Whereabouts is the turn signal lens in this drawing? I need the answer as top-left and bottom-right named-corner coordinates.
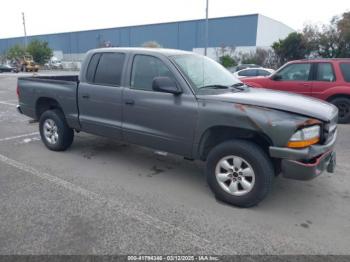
top-left (287, 137), bottom-right (320, 148)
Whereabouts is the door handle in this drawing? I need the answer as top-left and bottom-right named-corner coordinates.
top-left (125, 99), bottom-right (135, 105)
top-left (82, 94), bottom-right (90, 99)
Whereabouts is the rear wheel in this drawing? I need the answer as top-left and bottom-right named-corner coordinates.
top-left (330, 97), bottom-right (350, 124)
top-left (39, 109), bottom-right (74, 151)
top-left (206, 140), bottom-right (274, 207)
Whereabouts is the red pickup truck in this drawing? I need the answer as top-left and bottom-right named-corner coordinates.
top-left (241, 59), bottom-right (350, 123)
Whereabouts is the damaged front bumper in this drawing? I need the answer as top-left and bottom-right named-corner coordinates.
top-left (280, 151), bottom-right (336, 180)
top-left (269, 132), bottom-right (337, 180)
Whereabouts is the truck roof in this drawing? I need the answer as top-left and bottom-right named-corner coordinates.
top-left (89, 47), bottom-right (193, 56)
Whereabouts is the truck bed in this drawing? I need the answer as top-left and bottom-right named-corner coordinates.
top-left (18, 74), bottom-right (79, 83)
top-left (17, 74), bottom-right (80, 129)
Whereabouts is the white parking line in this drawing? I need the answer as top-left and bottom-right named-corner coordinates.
top-left (0, 101), bottom-right (17, 106)
top-left (0, 132), bottom-right (39, 142)
top-left (0, 153), bottom-right (229, 254)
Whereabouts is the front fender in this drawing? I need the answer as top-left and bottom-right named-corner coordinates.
top-left (192, 100), bottom-right (309, 159)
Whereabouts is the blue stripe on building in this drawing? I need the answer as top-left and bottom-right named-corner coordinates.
top-left (0, 14), bottom-right (292, 54)
top-left (0, 14), bottom-right (292, 55)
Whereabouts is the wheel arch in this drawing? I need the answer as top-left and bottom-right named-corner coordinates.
top-left (197, 125), bottom-right (273, 161)
top-left (326, 93), bottom-right (350, 102)
top-left (35, 97), bottom-right (63, 119)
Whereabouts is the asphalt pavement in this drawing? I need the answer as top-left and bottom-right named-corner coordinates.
top-left (0, 72), bottom-right (350, 255)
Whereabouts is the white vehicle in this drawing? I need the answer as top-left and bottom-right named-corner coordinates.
top-left (233, 68), bottom-right (275, 79)
top-left (44, 57), bottom-right (63, 70)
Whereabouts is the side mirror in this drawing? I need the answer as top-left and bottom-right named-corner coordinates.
top-left (152, 76), bottom-right (182, 95)
top-left (271, 74), bottom-right (282, 81)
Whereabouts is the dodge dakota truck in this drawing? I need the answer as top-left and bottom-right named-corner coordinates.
top-left (17, 48), bottom-right (338, 207)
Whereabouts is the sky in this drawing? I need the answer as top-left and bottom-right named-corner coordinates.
top-left (0, 0), bottom-right (349, 39)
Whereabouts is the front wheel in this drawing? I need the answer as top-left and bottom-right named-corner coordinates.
top-left (39, 109), bottom-right (74, 151)
top-left (206, 140), bottom-right (274, 208)
top-left (330, 97), bottom-right (350, 124)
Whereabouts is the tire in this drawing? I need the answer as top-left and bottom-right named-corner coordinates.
top-left (39, 109), bottom-right (74, 151)
top-left (206, 140), bottom-right (274, 208)
top-left (329, 97), bottom-right (350, 124)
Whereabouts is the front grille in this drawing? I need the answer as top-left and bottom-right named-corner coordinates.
top-left (322, 113), bottom-right (338, 144)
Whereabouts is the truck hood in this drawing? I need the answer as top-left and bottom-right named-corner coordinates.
top-left (197, 88), bottom-right (338, 122)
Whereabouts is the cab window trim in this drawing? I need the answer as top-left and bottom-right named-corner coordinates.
top-left (86, 52), bottom-right (126, 87)
top-left (85, 53), bottom-right (101, 84)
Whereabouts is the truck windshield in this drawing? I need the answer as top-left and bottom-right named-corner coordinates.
top-left (172, 54), bottom-right (241, 91)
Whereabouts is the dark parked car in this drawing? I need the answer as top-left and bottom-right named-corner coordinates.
top-left (0, 64), bottom-right (18, 73)
top-left (17, 48), bottom-right (337, 207)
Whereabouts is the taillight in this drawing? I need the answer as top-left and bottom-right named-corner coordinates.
top-left (16, 85), bottom-right (19, 97)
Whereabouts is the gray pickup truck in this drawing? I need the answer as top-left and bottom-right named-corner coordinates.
top-left (17, 48), bottom-right (338, 207)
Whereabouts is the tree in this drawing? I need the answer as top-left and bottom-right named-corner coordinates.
top-left (240, 51), bottom-right (258, 65)
top-left (272, 32), bottom-right (309, 64)
top-left (215, 45), bottom-right (237, 68)
top-left (262, 49), bottom-right (281, 69)
top-left (234, 48), bottom-right (280, 69)
top-left (6, 44), bottom-right (26, 60)
top-left (274, 12), bottom-right (350, 61)
top-left (26, 40), bottom-right (53, 64)
top-left (317, 24), bottom-right (340, 58)
top-left (302, 24), bottom-right (321, 57)
top-left (219, 55), bottom-right (237, 68)
top-left (333, 11), bottom-right (350, 57)
top-left (142, 41), bottom-right (162, 48)
top-left (239, 49), bottom-right (269, 65)
top-left (302, 13), bottom-right (350, 58)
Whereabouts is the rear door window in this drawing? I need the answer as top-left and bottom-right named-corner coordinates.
top-left (316, 63), bottom-right (336, 82)
top-left (340, 63), bottom-right (350, 82)
top-left (94, 53), bottom-right (125, 86)
top-left (257, 69), bottom-right (271, 76)
top-left (277, 63), bottom-right (311, 81)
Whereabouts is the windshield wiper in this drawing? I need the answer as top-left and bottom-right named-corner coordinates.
top-left (199, 83), bottom-right (247, 91)
top-left (199, 84), bottom-right (231, 89)
top-left (231, 82), bottom-right (247, 90)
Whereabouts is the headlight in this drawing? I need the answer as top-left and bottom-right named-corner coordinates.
top-left (287, 125), bottom-right (321, 148)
